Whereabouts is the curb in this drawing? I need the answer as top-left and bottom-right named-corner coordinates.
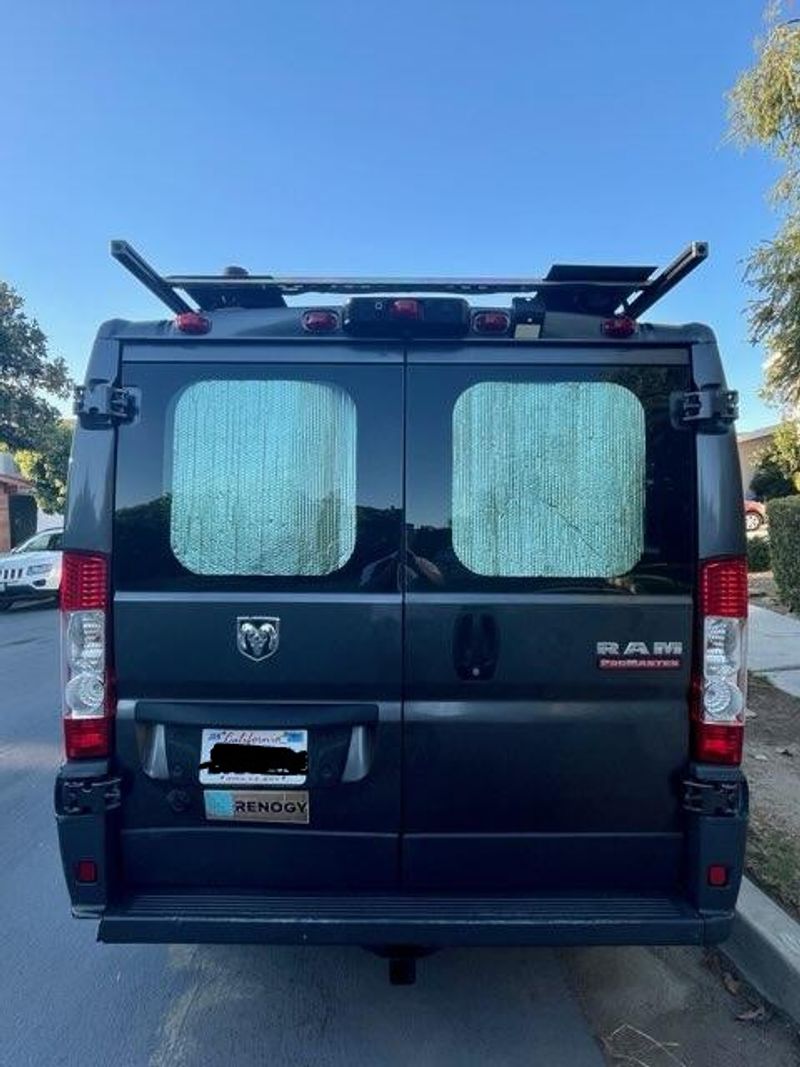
top-left (722, 878), bottom-right (800, 1025)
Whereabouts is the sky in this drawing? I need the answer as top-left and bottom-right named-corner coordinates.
top-left (0, 0), bottom-right (785, 431)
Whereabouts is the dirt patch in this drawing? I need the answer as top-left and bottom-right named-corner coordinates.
top-left (561, 944), bottom-right (800, 1067)
top-left (744, 675), bottom-right (800, 920)
top-left (748, 572), bottom-right (794, 616)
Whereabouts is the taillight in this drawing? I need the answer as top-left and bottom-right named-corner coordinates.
top-left (693, 557), bottom-right (748, 765)
top-left (701, 558), bottom-right (748, 617)
top-left (60, 552), bottom-right (112, 759)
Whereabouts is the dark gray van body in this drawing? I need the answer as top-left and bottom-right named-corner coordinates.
top-left (55, 275), bottom-right (748, 952)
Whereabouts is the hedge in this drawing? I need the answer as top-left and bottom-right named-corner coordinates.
top-left (746, 535), bottom-right (771, 573)
top-left (767, 496), bottom-right (800, 612)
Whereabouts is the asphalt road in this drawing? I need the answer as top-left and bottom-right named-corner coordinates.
top-left (1, 606), bottom-right (798, 1067)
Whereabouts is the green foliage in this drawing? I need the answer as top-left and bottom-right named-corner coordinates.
top-left (767, 495), bottom-right (800, 609)
top-left (747, 534), bottom-right (772, 572)
top-left (751, 420), bottom-right (800, 499)
top-left (14, 420), bottom-right (73, 514)
top-left (0, 281), bottom-right (72, 452)
top-left (751, 457), bottom-right (796, 499)
top-left (729, 3), bottom-right (800, 181)
top-left (728, 5), bottom-right (800, 407)
top-left (771, 418), bottom-right (800, 472)
top-left (745, 222), bottom-right (800, 407)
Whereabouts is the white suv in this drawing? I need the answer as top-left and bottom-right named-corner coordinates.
top-left (0, 528), bottom-right (63, 610)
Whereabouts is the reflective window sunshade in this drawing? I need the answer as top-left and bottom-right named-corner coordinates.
top-left (452, 381), bottom-right (645, 578)
top-left (171, 380), bottom-right (357, 576)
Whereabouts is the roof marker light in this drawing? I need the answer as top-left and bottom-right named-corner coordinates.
top-left (473, 311), bottom-right (511, 334)
top-left (601, 316), bottom-right (637, 338)
top-left (175, 312), bottom-right (212, 335)
top-left (302, 309), bottom-right (339, 333)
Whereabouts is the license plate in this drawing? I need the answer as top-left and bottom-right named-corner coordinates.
top-left (204, 790), bottom-right (309, 823)
top-left (199, 728), bottom-right (308, 786)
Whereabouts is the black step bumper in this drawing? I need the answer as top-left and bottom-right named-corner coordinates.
top-left (98, 891), bottom-right (733, 947)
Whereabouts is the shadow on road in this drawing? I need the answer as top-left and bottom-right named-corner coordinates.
top-left (145, 943), bottom-right (603, 1067)
top-left (2, 598), bottom-right (58, 614)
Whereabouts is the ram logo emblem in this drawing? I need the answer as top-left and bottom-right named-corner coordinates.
top-left (236, 617), bottom-right (280, 661)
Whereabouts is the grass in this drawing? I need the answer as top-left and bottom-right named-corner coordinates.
top-left (746, 817), bottom-right (800, 921)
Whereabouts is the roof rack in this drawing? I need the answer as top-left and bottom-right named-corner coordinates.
top-left (110, 239), bottom-right (708, 319)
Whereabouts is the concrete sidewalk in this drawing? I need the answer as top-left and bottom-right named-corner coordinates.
top-left (736, 602), bottom-right (800, 1027)
top-left (749, 604), bottom-right (800, 698)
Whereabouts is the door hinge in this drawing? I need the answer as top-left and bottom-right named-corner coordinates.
top-left (672, 387), bottom-right (738, 433)
top-left (682, 778), bottom-right (741, 817)
top-left (74, 382), bottom-right (137, 427)
top-left (59, 776), bottom-right (122, 817)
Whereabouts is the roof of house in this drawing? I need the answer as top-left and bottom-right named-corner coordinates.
top-left (737, 424), bottom-right (782, 444)
top-left (0, 452), bottom-right (32, 489)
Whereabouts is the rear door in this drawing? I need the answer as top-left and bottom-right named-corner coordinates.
top-left (112, 345), bottom-right (404, 890)
top-left (402, 346), bottom-right (696, 892)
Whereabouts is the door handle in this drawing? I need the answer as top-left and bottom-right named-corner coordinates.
top-left (453, 613), bottom-right (499, 681)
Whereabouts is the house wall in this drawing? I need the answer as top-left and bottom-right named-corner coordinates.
top-left (0, 481), bottom-right (37, 551)
top-left (0, 489), bottom-right (10, 553)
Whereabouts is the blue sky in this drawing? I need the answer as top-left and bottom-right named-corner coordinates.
top-left (0, 0), bottom-right (782, 430)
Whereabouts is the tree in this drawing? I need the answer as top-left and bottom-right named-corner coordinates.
top-left (0, 280), bottom-right (72, 452)
top-left (728, 3), bottom-right (800, 409)
top-left (750, 419), bottom-right (800, 499)
top-left (14, 420), bottom-right (74, 514)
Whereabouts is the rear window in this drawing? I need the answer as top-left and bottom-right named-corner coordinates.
top-left (452, 381), bottom-right (645, 577)
top-left (113, 361), bottom-right (404, 593)
top-left (171, 380), bottom-right (356, 576)
top-left (405, 362), bottom-right (695, 594)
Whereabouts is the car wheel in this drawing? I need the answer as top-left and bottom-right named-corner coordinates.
top-left (0, 601), bottom-right (12, 612)
top-left (745, 511), bottom-right (764, 532)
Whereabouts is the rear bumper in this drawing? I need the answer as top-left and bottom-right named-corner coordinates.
top-left (97, 890), bottom-right (733, 947)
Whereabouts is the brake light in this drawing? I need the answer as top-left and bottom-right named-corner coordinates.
top-left (693, 557), bottom-right (748, 765)
top-left (390, 299), bottom-right (422, 320)
top-left (61, 553), bottom-right (107, 611)
top-left (60, 552), bottom-right (113, 759)
top-left (701, 558), bottom-right (748, 617)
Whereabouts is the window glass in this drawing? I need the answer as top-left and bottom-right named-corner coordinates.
top-left (170, 380), bottom-right (357, 576)
top-left (451, 381), bottom-right (645, 578)
top-left (14, 532), bottom-right (47, 554)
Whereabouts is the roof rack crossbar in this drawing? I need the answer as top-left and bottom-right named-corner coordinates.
top-left (110, 240), bottom-right (708, 318)
top-left (167, 275), bottom-right (649, 295)
top-left (110, 240), bottom-right (194, 315)
top-left (623, 241), bottom-right (708, 319)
